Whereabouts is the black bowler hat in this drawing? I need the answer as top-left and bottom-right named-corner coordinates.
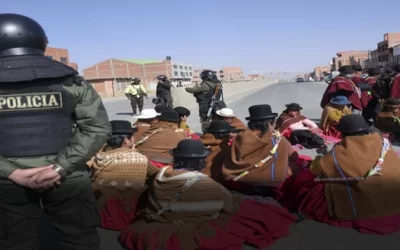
top-left (352, 64), bottom-right (363, 72)
top-left (384, 98), bottom-right (400, 107)
top-left (157, 111), bottom-right (180, 123)
top-left (205, 120), bottom-right (237, 134)
top-left (245, 104), bottom-right (278, 121)
top-left (368, 68), bottom-right (381, 76)
top-left (170, 139), bottom-right (211, 158)
top-left (174, 106), bottom-right (191, 117)
top-left (155, 105), bottom-right (173, 113)
top-left (339, 65), bottom-right (354, 74)
top-left (110, 120), bottom-right (138, 135)
top-left (285, 103), bottom-right (303, 111)
top-left (337, 114), bottom-right (370, 134)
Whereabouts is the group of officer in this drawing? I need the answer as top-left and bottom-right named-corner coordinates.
top-left (124, 69), bottom-right (226, 129)
top-left (124, 75), bottom-right (174, 114)
top-left (0, 13), bottom-right (226, 250)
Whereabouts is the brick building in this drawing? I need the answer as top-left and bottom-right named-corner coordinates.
top-left (45, 47), bottom-right (78, 71)
top-left (221, 67), bottom-right (244, 82)
top-left (331, 51), bottom-right (369, 71)
top-left (313, 65), bottom-right (331, 79)
top-left (247, 74), bottom-right (263, 81)
top-left (82, 57), bottom-right (193, 97)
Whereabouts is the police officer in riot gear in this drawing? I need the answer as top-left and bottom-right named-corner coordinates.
top-left (155, 75), bottom-right (173, 108)
top-left (0, 14), bottom-right (111, 250)
top-left (185, 69), bottom-right (226, 132)
top-left (125, 77), bottom-right (148, 115)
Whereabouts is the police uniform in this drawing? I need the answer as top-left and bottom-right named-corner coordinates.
top-left (185, 70), bottom-right (226, 131)
top-left (124, 78), bottom-right (147, 115)
top-left (0, 14), bottom-right (111, 250)
top-left (156, 75), bottom-right (173, 108)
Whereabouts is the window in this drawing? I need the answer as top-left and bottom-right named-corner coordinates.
top-left (46, 56), bottom-right (53, 60)
top-left (173, 65), bottom-right (177, 69)
top-left (189, 72), bottom-right (192, 76)
top-left (180, 72), bottom-right (185, 77)
top-left (60, 57), bottom-right (68, 64)
top-left (179, 65), bottom-right (183, 69)
top-left (184, 66), bottom-right (187, 70)
top-left (174, 71), bottom-right (178, 76)
top-left (188, 67), bottom-right (192, 70)
top-left (185, 72), bottom-right (188, 76)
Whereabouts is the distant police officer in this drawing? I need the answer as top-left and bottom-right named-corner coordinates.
top-left (0, 14), bottom-right (111, 250)
top-left (155, 75), bottom-right (173, 107)
top-left (185, 70), bottom-right (226, 131)
top-left (124, 77), bottom-right (148, 115)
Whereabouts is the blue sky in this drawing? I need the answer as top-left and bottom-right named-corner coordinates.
top-left (3, 0), bottom-right (400, 74)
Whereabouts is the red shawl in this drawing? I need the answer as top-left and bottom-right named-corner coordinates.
top-left (275, 112), bottom-right (306, 133)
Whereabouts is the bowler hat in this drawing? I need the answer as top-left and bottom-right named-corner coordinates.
top-left (368, 68), bottom-right (381, 76)
top-left (352, 65), bottom-right (363, 72)
top-left (155, 105), bottom-right (173, 113)
top-left (170, 139), bottom-right (211, 158)
top-left (110, 120), bottom-right (138, 135)
top-left (337, 114), bottom-right (370, 134)
top-left (157, 111), bottom-right (181, 123)
top-left (339, 65), bottom-right (354, 74)
top-left (330, 96), bottom-right (352, 106)
top-left (245, 104), bottom-right (278, 121)
top-left (205, 120), bottom-right (237, 134)
top-left (285, 103), bottom-right (303, 111)
top-left (383, 98), bottom-right (400, 108)
top-left (174, 106), bottom-right (191, 117)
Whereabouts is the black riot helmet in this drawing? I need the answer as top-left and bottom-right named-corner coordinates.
top-left (0, 14), bottom-right (48, 58)
top-left (200, 70), bottom-right (215, 81)
top-left (157, 75), bottom-right (168, 82)
top-left (132, 77), bottom-right (141, 84)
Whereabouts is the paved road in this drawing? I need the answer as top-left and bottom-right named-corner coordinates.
top-left (40, 81), bottom-right (400, 250)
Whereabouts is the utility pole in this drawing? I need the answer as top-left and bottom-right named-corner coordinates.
top-left (110, 59), bottom-right (116, 97)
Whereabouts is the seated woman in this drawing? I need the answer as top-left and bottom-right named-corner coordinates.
top-left (199, 120), bottom-right (237, 181)
top-left (222, 105), bottom-right (298, 198)
top-left (133, 109), bottom-right (160, 141)
top-left (90, 120), bottom-right (160, 231)
top-left (375, 98), bottom-right (400, 141)
top-left (320, 96), bottom-right (352, 138)
top-left (281, 114), bottom-right (400, 235)
top-left (275, 103), bottom-right (326, 149)
top-left (214, 108), bottom-right (247, 132)
top-left (173, 106), bottom-right (200, 139)
top-left (276, 103), bottom-right (318, 132)
top-left (136, 111), bottom-right (186, 168)
top-left (119, 139), bottom-right (296, 250)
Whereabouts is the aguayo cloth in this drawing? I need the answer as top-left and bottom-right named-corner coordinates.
top-left (222, 129), bottom-right (291, 184)
top-left (311, 133), bottom-right (400, 219)
top-left (275, 113), bottom-right (307, 133)
top-left (133, 121), bottom-right (151, 142)
top-left (90, 147), bottom-right (160, 230)
top-left (136, 121), bottom-right (186, 163)
top-left (200, 133), bottom-right (231, 181)
top-left (119, 166), bottom-right (296, 250)
top-left (320, 76), bottom-right (362, 110)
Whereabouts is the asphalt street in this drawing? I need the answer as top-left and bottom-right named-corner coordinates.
top-left (39, 81), bottom-right (400, 250)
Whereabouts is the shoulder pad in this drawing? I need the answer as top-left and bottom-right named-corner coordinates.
top-left (73, 75), bottom-right (87, 86)
top-left (62, 75), bottom-right (87, 86)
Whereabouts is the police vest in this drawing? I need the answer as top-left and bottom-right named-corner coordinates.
top-left (0, 78), bottom-right (74, 157)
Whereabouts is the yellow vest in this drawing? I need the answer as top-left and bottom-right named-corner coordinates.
top-left (124, 84), bottom-right (147, 97)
